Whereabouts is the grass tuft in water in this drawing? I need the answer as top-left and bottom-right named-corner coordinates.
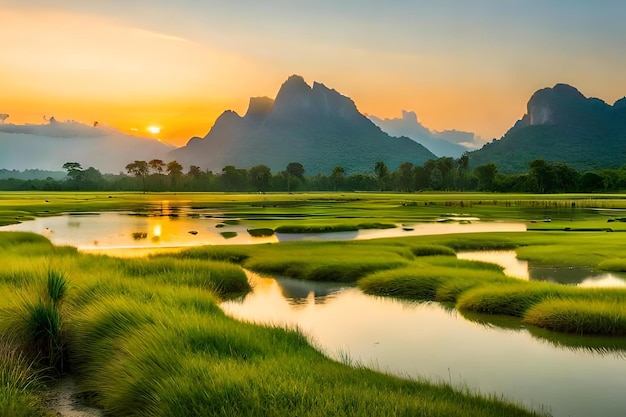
top-left (524, 299), bottom-right (626, 336)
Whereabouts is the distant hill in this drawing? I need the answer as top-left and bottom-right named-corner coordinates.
top-left (369, 110), bottom-right (480, 158)
top-left (0, 169), bottom-right (66, 180)
top-left (170, 75), bottom-right (437, 174)
top-left (0, 120), bottom-right (174, 173)
top-left (469, 84), bottom-right (626, 173)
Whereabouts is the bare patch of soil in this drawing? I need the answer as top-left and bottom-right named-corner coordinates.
top-left (46, 376), bottom-right (104, 417)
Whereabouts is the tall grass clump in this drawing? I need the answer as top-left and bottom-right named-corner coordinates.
top-left (0, 339), bottom-right (46, 417)
top-left (47, 269), bottom-right (68, 306)
top-left (524, 299), bottom-right (626, 336)
top-left (1, 269), bottom-right (69, 373)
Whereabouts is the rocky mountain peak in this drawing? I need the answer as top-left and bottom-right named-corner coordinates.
top-left (244, 96), bottom-right (274, 125)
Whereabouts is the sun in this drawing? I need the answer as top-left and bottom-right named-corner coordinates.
top-left (147, 126), bottom-right (161, 134)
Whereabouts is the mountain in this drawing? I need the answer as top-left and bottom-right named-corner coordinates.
top-left (0, 169), bottom-right (66, 180)
top-left (469, 84), bottom-right (626, 173)
top-left (169, 75), bottom-right (437, 174)
top-left (0, 120), bottom-right (174, 173)
top-left (369, 110), bottom-right (480, 158)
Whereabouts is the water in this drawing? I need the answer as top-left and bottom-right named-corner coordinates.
top-left (222, 271), bottom-right (626, 417)
top-left (458, 250), bottom-right (626, 288)
top-left (0, 212), bottom-right (525, 254)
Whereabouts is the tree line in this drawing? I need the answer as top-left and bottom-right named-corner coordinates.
top-left (2, 156), bottom-right (626, 193)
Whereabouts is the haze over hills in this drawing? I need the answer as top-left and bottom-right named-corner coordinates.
top-left (170, 75), bottom-right (437, 174)
top-left (469, 84), bottom-right (626, 173)
top-left (0, 120), bottom-right (174, 173)
top-left (369, 111), bottom-right (482, 158)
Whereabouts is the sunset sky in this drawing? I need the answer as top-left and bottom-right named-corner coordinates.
top-left (2, 1), bottom-right (625, 146)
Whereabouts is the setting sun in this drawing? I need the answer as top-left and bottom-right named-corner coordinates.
top-left (147, 126), bottom-right (161, 134)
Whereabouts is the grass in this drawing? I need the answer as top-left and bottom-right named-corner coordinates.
top-left (246, 228), bottom-right (275, 237)
top-left (0, 339), bottom-right (48, 417)
top-left (5, 191), bottom-right (626, 414)
top-left (359, 258), bottom-right (510, 303)
top-left (0, 231), bottom-right (542, 417)
top-left (524, 299), bottom-right (626, 336)
top-left (1, 269), bottom-right (69, 373)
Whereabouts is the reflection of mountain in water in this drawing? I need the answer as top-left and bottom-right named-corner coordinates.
top-left (529, 266), bottom-right (626, 287)
top-left (274, 277), bottom-right (350, 306)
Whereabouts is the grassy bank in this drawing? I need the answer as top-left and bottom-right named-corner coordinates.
top-left (0, 232), bottom-right (541, 416)
top-left (170, 230), bottom-right (626, 337)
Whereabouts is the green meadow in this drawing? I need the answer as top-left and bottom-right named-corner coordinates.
top-left (2, 191), bottom-right (626, 415)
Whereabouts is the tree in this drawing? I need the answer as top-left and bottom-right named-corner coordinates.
top-left (474, 162), bottom-right (498, 191)
top-left (249, 165), bottom-right (271, 192)
top-left (396, 162), bottom-right (415, 192)
top-left (528, 159), bottom-right (554, 193)
top-left (125, 160), bottom-right (149, 193)
top-left (330, 166), bottom-right (345, 191)
top-left (284, 162), bottom-right (305, 192)
top-left (148, 159), bottom-right (165, 175)
top-left (220, 165), bottom-right (248, 191)
top-left (436, 157), bottom-right (455, 190)
top-left (62, 162), bottom-right (83, 181)
top-left (188, 165), bottom-right (202, 179)
top-left (166, 160), bottom-right (184, 189)
top-left (374, 161), bottom-right (389, 191)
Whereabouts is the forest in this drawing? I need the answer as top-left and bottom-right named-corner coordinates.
top-left (1, 156), bottom-right (625, 194)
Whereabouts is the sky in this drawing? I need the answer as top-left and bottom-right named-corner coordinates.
top-left (2, 0), bottom-right (626, 146)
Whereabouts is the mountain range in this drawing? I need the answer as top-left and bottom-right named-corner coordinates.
top-left (169, 75), bottom-right (436, 174)
top-left (369, 111), bottom-right (482, 158)
top-left (2, 77), bottom-right (625, 177)
top-left (469, 84), bottom-right (626, 173)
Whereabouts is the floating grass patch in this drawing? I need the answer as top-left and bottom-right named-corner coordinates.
top-left (524, 299), bottom-right (626, 336)
top-left (247, 228), bottom-right (274, 237)
top-left (220, 231), bottom-right (237, 239)
top-left (274, 224), bottom-right (358, 233)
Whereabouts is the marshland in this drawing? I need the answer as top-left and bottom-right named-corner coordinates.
top-left (2, 191), bottom-right (626, 416)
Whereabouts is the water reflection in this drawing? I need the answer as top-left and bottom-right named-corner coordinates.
top-left (222, 271), bottom-right (626, 417)
top-left (1, 212), bottom-right (525, 254)
top-left (274, 277), bottom-right (348, 306)
top-left (458, 250), bottom-right (626, 288)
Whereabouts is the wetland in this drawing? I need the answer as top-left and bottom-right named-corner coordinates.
top-left (2, 191), bottom-right (626, 416)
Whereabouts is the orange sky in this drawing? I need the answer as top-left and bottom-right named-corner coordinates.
top-left (2, 2), bottom-right (625, 146)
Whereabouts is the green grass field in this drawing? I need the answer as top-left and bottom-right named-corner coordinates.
top-left (3, 190), bottom-right (626, 415)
